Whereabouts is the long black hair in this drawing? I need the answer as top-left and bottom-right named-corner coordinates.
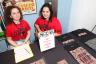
top-left (4, 6), bottom-right (23, 26)
top-left (39, 3), bottom-right (53, 22)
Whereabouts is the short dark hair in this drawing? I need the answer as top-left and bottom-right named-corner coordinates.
top-left (4, 6), bottom-right (23, 26)
top-left (39, 3), bottom-right (53, 22)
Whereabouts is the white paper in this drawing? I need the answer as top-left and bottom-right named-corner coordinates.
top-left (39, 29), bottom-right (55, 52)
top-left (14, 44), bottom-right (34, 63)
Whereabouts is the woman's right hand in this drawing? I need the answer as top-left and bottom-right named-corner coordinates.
top-left (35, 29), bottom-right (42, 39)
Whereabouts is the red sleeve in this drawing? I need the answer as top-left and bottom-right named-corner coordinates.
top-left (54, 17), bottom-right (62, 34)
top-left (35, 18), bottom-right (39, 25)
top-left (34, 17), bottom-right (41, 25)
top-left (23, 20), bottom-right (31, 31)
top-left (5, 26), bottom-right (12, 37)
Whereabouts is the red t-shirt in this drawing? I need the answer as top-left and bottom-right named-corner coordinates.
top-left (6, 20), bottom-right (31, 41)
top-left (35, 16), bottom-right (62, 34)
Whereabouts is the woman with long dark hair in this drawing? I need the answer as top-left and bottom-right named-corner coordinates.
top-left (34, 3), bottom-right (62, 38)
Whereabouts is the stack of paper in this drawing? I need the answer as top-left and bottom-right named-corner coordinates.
top-left (14, 44), bottom-right (34, 63)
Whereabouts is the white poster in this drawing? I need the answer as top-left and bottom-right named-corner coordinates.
top-left (39, 29), bottom-right (55, 52)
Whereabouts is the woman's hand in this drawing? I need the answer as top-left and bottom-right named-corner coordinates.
top-left (18, 43), bottom-right (25, 46)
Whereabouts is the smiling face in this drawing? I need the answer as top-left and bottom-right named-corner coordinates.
top-left (42, 7), bottom-right (50, 20)
top-left (10, 8), bottom-right (21, 21)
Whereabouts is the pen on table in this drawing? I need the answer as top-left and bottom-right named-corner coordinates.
top-left (24, 48), bottom-right (30, 54)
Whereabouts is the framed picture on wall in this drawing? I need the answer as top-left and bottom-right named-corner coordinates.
top-left (11, 0), bottom-right (37, 15)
